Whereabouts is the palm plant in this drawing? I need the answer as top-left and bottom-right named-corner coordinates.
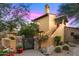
top-left (58, 3), bottom-right (79, 21)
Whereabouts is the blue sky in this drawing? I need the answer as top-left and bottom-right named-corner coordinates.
top-left (30, 3), bottom-right (62, 19)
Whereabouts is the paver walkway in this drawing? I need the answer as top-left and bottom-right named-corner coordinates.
top-left (17, 49), bottom-right (44, 56)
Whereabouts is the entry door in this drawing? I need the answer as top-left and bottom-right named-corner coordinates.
top-left (23, 38), bottom-right (34, 50)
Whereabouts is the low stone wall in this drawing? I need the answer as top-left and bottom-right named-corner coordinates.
top-left (0, 31), bottom-right (23, 52)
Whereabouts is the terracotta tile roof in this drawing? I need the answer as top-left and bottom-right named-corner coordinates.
top-left (32, 13), bottom-right (48, 21)
top-left (32, 13), bottom-right (68, 24)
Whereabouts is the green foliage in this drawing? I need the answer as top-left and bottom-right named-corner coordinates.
top-left (62, 44), bottom-right (70, 51)
top-left (0, 3), bottom-right (11, 18)
top-left (54, 46), bottom-right (62, 53)
top-left (6, 20), bottom-right (17, 31)
top-left (0, 50), bottom-right (4, 55)
top-left (58, 4), bottom-right (79, 20)
top-left (0, 50), bottom-right (9, 55)
top-left (0, 4), bottom-right (31, 32)
top-left (54, 36), bottom-right (61, 46)
top-left (0, 3), bottom-right (31, 19)
top-left (0, 20), bottom-right (6, 32)
top-left (41, 35), bottom-right (49, 41)
top-left (18, 22), bottom-right (39, 38)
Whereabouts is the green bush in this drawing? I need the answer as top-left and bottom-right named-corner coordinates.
top-left (54, 46), bottom-right (62, 53)
top-left (0, 50), bottom-right (8, 56)
top-left (62, 44), bottom-right (70, 51)
top-left (54, 36), bottom-right (61, 46)
top-left (42, 35), bottom-right (49, 41)
top-left (18, 22), bottom-right (39, 38)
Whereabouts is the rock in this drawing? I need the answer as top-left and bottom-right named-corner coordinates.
top-left (68, 42), bottom-right (76, 47)
top-left (40, 48), bottom-right (47, 54)
top-left (46, 45), bottom-right (54, 55)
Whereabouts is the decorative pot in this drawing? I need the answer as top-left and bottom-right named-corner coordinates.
top-left (17, 48), bottom-right (23, 54)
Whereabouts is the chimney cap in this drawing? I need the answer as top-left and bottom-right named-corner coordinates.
top-left (45, 4), bottom-right (50, 8)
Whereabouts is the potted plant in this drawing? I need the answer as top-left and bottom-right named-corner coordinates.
top-left (17, 45), bottom-right (23, 54)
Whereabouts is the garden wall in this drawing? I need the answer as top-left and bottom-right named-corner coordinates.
top-left (64, 27), bottom-right (79, 44)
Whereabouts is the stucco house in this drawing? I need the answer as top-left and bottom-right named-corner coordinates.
top-left (32, 4), bottom-right (79, 48)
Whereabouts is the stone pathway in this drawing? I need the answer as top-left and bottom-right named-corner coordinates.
top-left (16, 49), bottom-right (44, 56)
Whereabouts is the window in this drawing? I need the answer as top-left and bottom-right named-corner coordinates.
top-left (71, 32), bottom-right (74, 36)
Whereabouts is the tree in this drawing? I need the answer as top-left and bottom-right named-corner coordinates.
top-left (6, 20), bottom-right (17, 31)
top-left (0, 20), bottom-right (6, 32)
top-left (0, 3), bottom-right (31, 20)
top-left (0, 3), bottom-right (11, 18)
top-left (0, 4), bottom-right (11, 31)
top-left (0, 3), bottom-right (31, 32)
top-left (11, 3), bottom-right (31, 19)
top-left (18, 22), bottom-right (39, 38)
top-left (58, 3), bottom-right (79, 21)
top-left (8, 4), bottom-right (31, 32)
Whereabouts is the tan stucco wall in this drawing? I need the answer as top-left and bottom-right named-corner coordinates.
top-left (40, 38), bottom-right (54, 48)
top-left (34, 14), bottom-right (66, 48)
top-left (34, 16), bottom-right (49, 32)
top-left (64, 27), bottom-right (79, 43)
top-left (1, 38), bottom-right (16, 52)
top-left (10, 40), bottom-right (16, 52)
top-left (51, 23), bottom-right (65, 43)
top-left (40, 23), bottom-right (65, 48)
top-left (49, 14), bottom-right (57, 30)
top-left (40, 14), bottom-right (57, 48)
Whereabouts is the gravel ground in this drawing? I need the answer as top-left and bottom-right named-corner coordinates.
top-left (16, 45), bottom-right (79, 56)
top-left (16, 50), bottom-right (44, 56)
top-left (50, 45), bottom-right (79, 56)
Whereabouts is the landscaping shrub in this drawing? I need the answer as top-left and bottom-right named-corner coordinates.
top-left (62, 44), bottom-right (70, 51)
top-left (0, 50), bottom-right (4, 56)
top-left (54, 46), bottom-right (62, 53)
top-left (0, 50), bottom-right (9, 56)
top-left (54, 36), bottom-right (61, 46)
top-left (42, 35), bottom-right (49, 41)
